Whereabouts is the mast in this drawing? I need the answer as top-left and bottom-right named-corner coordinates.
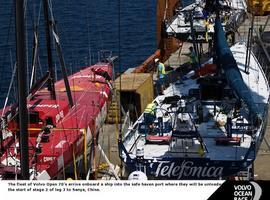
top-left (15, 0), bottom-right (29, 179)
top-left (43, 0), bottom-right (56, 99)
top-left (189, 12), bottom-right (200, 66)
top-left (52, 23), bottom-right (74, 108)
top-left (43, 0), bottom-right (73, 107)
top-left (214, 18), bottom-right (259, 123)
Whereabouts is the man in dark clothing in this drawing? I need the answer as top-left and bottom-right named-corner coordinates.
top-left (183, 46), bottom-right (199, 70)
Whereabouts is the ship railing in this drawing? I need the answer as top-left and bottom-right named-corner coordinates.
top-left (122, 128), bottom-right (140, 148)
top-left (187, 112), bottom-right (209, 153)
top-left (122, 106), bottom-right (173, 140)
top-left (121, 111), bottom-right (131, 138)
top-left (168, 150), bottom-right (204, 157)
top-left (121, 115), bottom-right (139, 145)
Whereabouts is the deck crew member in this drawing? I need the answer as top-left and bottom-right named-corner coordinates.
top-left (155, 58), bottom-right (166, 95)
top-left (143, 102), bottom-right (157, 130)
top-left (183, 46), bottom-right (199, 70)
top-left (91, 67), bottom-right (113, 90)
top-left (204, 18), bottom-right (209, 42)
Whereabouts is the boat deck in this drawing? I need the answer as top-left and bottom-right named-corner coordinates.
top-left (123, 42), bottom-right (269, 163)
top-left (101, 15), bottom-right (270, 180)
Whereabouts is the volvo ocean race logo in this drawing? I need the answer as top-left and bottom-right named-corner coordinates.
top-left (153, 160), bottom-right (223, 179)
top-left (233, 182), bottom-right (262, 200)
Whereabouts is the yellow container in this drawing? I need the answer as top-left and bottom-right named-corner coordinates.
top-left (114, 73), bottom-right (154, 116)
top-left (248, 0), bottom-right (270, 15)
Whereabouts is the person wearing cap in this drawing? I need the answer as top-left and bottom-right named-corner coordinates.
top-left (183, 46), bottom-right (199, 70)
top-left (155, 58), bottom-right (166, 95)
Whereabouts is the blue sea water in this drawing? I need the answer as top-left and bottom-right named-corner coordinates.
top-left (0, 0), bottom-right (192, 107)
top-left (0, 0), bottom-right (158, 106)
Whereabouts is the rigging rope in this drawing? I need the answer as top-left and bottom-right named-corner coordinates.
top-left (83, 128), bottom-right (88, 174)
top-left (118, 0), bottom-right (123, 179)
top-left (0, 4), bottom-right (14, 99)
top-left (92, 1), bottom-right (104, 50)
top-left (72, 144), bottom-right (78, 180)
top-left (9, 50), bottom-right (17, 103)
top-left (30, 27), bottom-right (38, 88)
top-left (1, 62), bottom-right (17, 117)
top-left (30, 1), bottom-right (43, 87)
top-left (86, 0), bottom-right (92, 66)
